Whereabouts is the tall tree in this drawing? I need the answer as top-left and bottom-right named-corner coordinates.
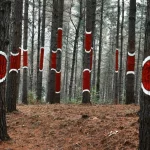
top-left (46, 0), bottom-right (58, 103)
top-left (0, 0), bottom-right (11, 140)
top-left (96, 0), bottom-right (104, 101)
top-left (55, 0), bottom-right (64, 103)
top-left (29, 0), bottom-right (35, 91)
top-left (139, 0), bottom-right (150, 148)
top-left (125, 0), bottom-right (136, 104)
top-left (36, 0), bottom-right (46, 101)
top-left (7, 0), bottom-right (23, 112)
top-left (119, 0), bottom-right (124, 103)
top-left (82, 0), bottom-right (93, 103)
top-left (114, 0), bottom-right (120, 104)
top-left (22, 0), bottom-right (29, 104)
top-left (69, 0), bottom-right (82, 101)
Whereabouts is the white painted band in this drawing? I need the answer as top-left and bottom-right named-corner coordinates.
top-left (10, 52), bottom-right (19, 56)
top-left (58, 28), bottom-right (62, 30)
top-left (40, 47), bottom-right (44, 49)
top-left (57, 48), bottom-right (62, 52)
top-left (23, 49), bottom-right (28, 52)
top-left (126, 71), bottom-right (135, 75)
top-left (39, 69), bottom-right (43, 72)
top-left (128, 52), bottom-right (135, 56)
top-left (115, 71), bottom-right (118, 73)
top-left (86, 31), bottom-right (92, 34)
top-left (141, 83), bottom-right (150, 96)
top-left (9, 69), bottom-right (18, 73)
top-left (55, 91), bottom-right (60, 94)
top-left (142, 56), bottom-right (150, 67)
top-left (83, 69), bottom-right (91, 72)
top-left (82, 89), bottom-right (90, 93)
top-left (51, 68), bottom-right (61, 73)
top-left (52, 50), bottom-right (57, 53)
top-left (0, 76), bottom-right (6, 83)
top-left (0, 51), bottom-right (7, 59)
top-left (85, 49), bottom-right (92, 53)
top-left (23, 66), bottom-right (28, 69)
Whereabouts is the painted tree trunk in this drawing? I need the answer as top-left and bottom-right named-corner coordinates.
top-left (22, 0), bottom-right (29, 104)
top-left (55, 0), bottom-right (64, 103)
top-left (139, 1), bottom-right (150, 148)
top-left (114, 0), bottom-right (120, 104)
top-left (82, 0), bottom-right (93, 104)
top-left (46, 0), bottom-right (58, 103)
top-left (7, 0), bottom-right (23, 112)
top-left (126, 0), bottom-right (136, 104)
top-left (0, 0), bottom-right (11, 140)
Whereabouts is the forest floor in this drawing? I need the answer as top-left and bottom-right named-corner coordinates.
top-left (0, 104), bottom-right (139, 150)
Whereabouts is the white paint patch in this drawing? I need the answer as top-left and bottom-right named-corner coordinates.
top-left (141, 83), bottom-right (150, 96)
top-left (82, 89), bottom-right (90, 93)
top-left (128, 52), bottom-right (135, 56)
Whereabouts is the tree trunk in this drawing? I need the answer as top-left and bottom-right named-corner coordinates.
top-left (118, 0), bottom-right (124, 104)
top-left (36, 0), bottom-right (46, 101)
top-left (82, 0), bottom-right (93, 104)
top-left (0, 0), bottom-right (11, 140)
top-left (125, 0), bottom-right (136, 104)
top-left (54, 0), bottom-right (64, 103)
top-left (22, 0), bottom-right (29, 104)
top-left (96, 0), bottom-right (104, 101)
top-left (7, 0), bottom-right (23, 111)
top-left (114, 0), bottom-right (120, 104)
top-left (46, 0), bottom-right (58, 103)
top-left (69, 0), bottom-right (82, 101)
top-left (29, 0), bottom-right (35, 92)
top-left (139, 1), bottom-right (150, 148)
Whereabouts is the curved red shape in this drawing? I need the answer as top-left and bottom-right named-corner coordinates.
top-left (39, 47), bottom-right (44, 71)
top-left (142, 60), bottom-right (150, 91)
top-left (115, 50), bottom-right (119, 72)
top-left (83, 70), bottom-right (90, 91)
top-left (127, 55), bottom-right (135, 71)
top-left (10, 53), bottom-right (19, 72)
top-left (0, 54), bottom-right (7, 82)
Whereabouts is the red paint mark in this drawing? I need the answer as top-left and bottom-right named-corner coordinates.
top-left (127, 54), bottom-right (135, 72)
top-left (90, 49), bottom-right (93, 70)
top-left (23, 50), bottom-right (28, 67)
top-left (115, 50), bottom-right (119, 72)
top-left (57, 29), bottom-right (63, 49)
top-left (55, 72), bottom-right (61, 93)
top-left (83, 70), bottom-right (90, 91)
top-left (10, 53), bottom-right (19, 71)
top-left (0, 54), bottom-right (7, 81)
top-left (39, 47), bottom-right (44, 71)
top-left (51, 51), bottom-right (57, 69)
top-left (142, 60), bottom-right (150, 91)
top-left (85, 32), bottom-right (92, 51)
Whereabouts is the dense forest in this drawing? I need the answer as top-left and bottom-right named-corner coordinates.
top-left (0, 0), bottom-right (150, 149)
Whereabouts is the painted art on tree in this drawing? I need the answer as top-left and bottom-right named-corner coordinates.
top-left (9, 52), bottom-right (19, 73)
top-left (0, 51), bottom-right (7, 83)
top-left (115, 49), bottom-right (119, 73)
top-left (39, 47), bottom-right (44, 71)
top-left (23, 49), bottom-right (28, 69)
top-left (127, 52), bottom-right (135, 75)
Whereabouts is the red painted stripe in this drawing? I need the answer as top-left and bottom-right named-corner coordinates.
top-left (115, 50), bottom-right (119, 72)
top-left (142, 60), bottom-right (150, 91)
top-left (51, 51), bottom-right (57, 69)
top-left (10, 53), bottom-right (19, 71)
top-left (57, 29), bottom-right (63, 49)
top-left (127, 54), bottom-right (135, 72)
top-left (83, 70), bottom-right (90, 91)
top-left (0, 54), bottom-right (7, 80)
top-left (55, 72), bottom-right (61, 93)
top-left (39, 47), bottom-right (44, 70)
top-left (85, 32), bottom-right (92, 51)
top-left (23, 50), bottom-right (28, 67)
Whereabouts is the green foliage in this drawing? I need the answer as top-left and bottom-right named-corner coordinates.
top-left (28, 91), bottom-right (36, 104)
